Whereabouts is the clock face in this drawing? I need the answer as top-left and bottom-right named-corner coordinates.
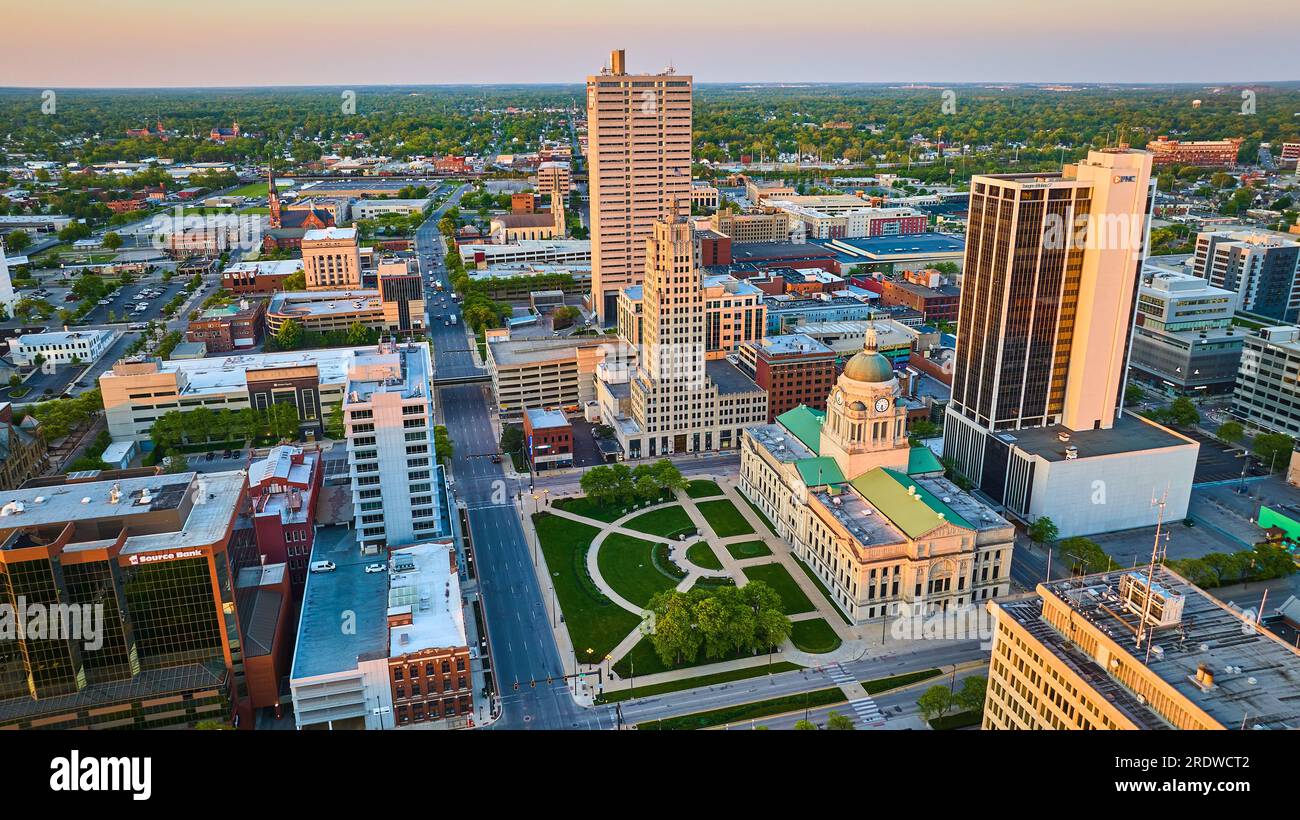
top-left (875, 397), bottom-right (890, 413)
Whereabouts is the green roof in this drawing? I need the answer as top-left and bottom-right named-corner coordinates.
top-left (776, 405), bottom-right (824, 454)
top-left (906, 445), bottom-right (944, 476)
top-left (795, 457), bottom-right (845, 487)
top-left (850, 467), bottom-right (972, 538)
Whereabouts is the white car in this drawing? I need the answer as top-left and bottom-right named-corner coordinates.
top-left (364, 563), bottom-right (387, 574)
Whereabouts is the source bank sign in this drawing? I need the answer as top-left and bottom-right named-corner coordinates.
top-left (125, 548), bottom-right (206, 566)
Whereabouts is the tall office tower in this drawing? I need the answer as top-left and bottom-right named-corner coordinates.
top-left (984, 567), bottom-right (1300, 730)
top-left (944, 150), bottom-right (1199, 537)
top-left (586, 49), bottom-right (692, 322)
top-left (302, 227), bottom-right (362, 290)
top-left (604, 213), bottom-right (766, 459)
top-left (344, 340), bottom-right (438, 549)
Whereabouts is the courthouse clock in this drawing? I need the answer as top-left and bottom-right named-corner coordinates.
top-left (875, 397), bottom-right (890, 413)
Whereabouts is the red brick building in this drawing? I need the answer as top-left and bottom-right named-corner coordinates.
top-left (877, 271), bottom-right (960, 323)
top-left (696, 229), bottom-right (732, 267)
top-left (186, 299), bottom-right (267, 353)
top-left (1146, 136), bottom-right (1243, 167)
top-left (736, 334), bottom-right (838, 422)
top-left (248, 445), bottom-right (322, 593)
top-left (523, 408), bottom-right (573, 471)
top-left (221, 260), bottom-right (303, 295)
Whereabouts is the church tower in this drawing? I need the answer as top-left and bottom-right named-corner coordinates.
top-left (818, 326), bottom-right (910, 480)
top-left (267, 167), bottom-right (282, 229)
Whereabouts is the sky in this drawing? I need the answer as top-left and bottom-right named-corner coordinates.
top-left (4, 0), bottom-right (1298, 88)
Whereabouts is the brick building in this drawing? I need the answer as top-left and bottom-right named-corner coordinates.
top-left (523, 407), bottom-right (574, 471)
top-left (185, 298), bottom-right (267, 353)
top-left (248, 445), bottom-right (322, 593)
top-left (736, 334), bottom-right (838, 421)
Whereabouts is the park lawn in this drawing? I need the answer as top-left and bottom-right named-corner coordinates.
top-left (229, 182), bottom-right (269, 197)
top-left (637, 687), bottom-right (845, 730)
top-left (613, 636), bottom-right (774, 678)
top-left (861, 668), bottom-right (942, 695)
top-left (532, 513), bottom-right (640, 659)
top-left (726, 539), bottom-right (772, 560)
top-left (237, 206), bottom-right (271, 214)
top-left (552, 495), bottom-right (628, 523)
top-left (685, 541), bottom-right (723, 571)
top-left (789, 618), bottom-right (841, 654)
top-left (738, 493), bottom-right (778, 537)
top-left (791, 555), bottom-right (854, 625)
top-left (741, 562), bottom-right (815, 615)
top-left (597, 532), bottom-right (681, 609)
top-left (696, 498), bottom-right (755, 538)
top-left (598, 661), bottom-right (802, 704)
top-left (625, 505), bottom-right (696, 539)
top-left (685, 479), bottom-right (723, 499)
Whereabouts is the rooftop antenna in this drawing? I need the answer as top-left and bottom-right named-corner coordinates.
top-left (1136, 488), bottom-right (1168, 662)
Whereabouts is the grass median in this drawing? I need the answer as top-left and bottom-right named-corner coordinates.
top-left (637, 687), bottom-right (845, 730)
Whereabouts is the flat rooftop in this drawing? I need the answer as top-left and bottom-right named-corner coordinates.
top-left (747, 422), bottom-right (818, 464)
top-left (811, 486), bottom-right (907, 548)
top-left (102, 346), bottom-right (369, 396)
top-left (346, 343), bottom-right (430, 403)
top-left (997, 412), bottom-right (1195, 463)
top-left (526, 407), bottom-right (570, 430)
top-left (751, 333), bottom-right (834, 357)
top-left (268, 289), bottom-right (382, 317)
top-left (302, 227), bottom-right (357, 242)
top-left (730, 242), bottom-right (838, 263)
top-left (291, 526), bottom-right (390, 681)
top-left (489, 336), bottom-right (616, 367)
top-left (388, 541), bottom-right (467, 655)
top-left (819, 232), bottom-right (965, 261)
top-left (706, 359), bottom-right (763, 396)
top-left (1025, 567), bottom-right (1300, 730)
top-left (0, 470), bottom-right (244, 557)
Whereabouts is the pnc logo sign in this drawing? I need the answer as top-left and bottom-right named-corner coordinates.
top-left (1113, 175), bottom-right (1136, 183)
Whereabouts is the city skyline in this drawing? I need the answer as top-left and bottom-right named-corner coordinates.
top-left (4, 0), bottom-right (1300, 88)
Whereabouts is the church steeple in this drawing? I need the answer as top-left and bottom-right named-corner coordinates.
top-left (267, 166), bottom-right (282, 229)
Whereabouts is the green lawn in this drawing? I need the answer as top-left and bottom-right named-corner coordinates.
top-left (237, 206), bottom-right (271, 215)
top-left (861, 668), bottom-right (942, 695)
top-left (742, 563), bottom-right (815, 615)
top-left (696, 498), bottom-right (755, 538)
top-left (726, 539), bottom-right (772, 560)
top-left (230, 182), bottom-right (270, 197)
top-left (685, 541), bottom-right (723, 571)
top-left (625, 505), bottom-right (696, 539)
top-left (613, 636), bottom-right (771, 678)
top-left (791, 555), bottom-right (854, 625)
top-left (930, 710), bottom-right (982, 730)
top-left (598, 661), bottom-right (802, 704)
top-left (789, 618), bottom-right (842, 654)
top-left (638, 687), bottom-right (845, 730)
top-left (553, 495), bottom-right (634, 523)
top-left (597, 532), bottom-right (681, 609)
top-left (685, 479), bottom-right (723, 499)
top-left (738, 493), bottom-right (778, 537)
top-left (532, 513), bottom-right (640, 659)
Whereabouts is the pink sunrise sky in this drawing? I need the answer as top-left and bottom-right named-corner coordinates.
top-left (3, 0), bottom-right (1297, 87)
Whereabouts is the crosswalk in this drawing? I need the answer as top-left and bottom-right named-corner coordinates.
top-left (827, 663), bottom-right (886, 728)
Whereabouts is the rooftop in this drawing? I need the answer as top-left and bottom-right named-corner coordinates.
top-left (998, 412), bottom-right (1195, 463)
top-left (102, 345), bottom-right (386, 396)
top-left (1020, 567), bottom-right (1300, 730)
top-left (705, 359), bottom-right (764, 396)
top-left (751, 333), bottom-right (834, 357)
top-left (302, 226), bottom-right (357, 243)
top-left (525, 407), bottom-right (570, 430)
top-left (291, 526), bottom-right (390, 681)
top-left (388, 541), bottom-right (467, 655)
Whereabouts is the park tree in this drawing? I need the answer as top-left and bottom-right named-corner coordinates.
top-left (103, 232), bottom-right (123, 250)
top-left (917, 685), bottom-right (954, 722)
top-left (825, 711), bottom-right (856, 730)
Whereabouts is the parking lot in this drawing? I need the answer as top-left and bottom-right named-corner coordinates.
top-left (1185, 428), bottom-right (1269, 484)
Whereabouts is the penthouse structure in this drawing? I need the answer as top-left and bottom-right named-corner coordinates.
top-left (0, 470), bottom-right (272, 729)
top-left (587, 49), bottom-right (693, 322)
top-left (985, 568), bottom-right (1300, 729)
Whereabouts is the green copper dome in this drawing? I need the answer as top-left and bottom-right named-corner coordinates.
top-left (842, 349), bottom-right (894, 383)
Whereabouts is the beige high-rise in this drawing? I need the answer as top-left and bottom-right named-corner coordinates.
top-left (302, 227), bottom-right (362, 291)
top-left (586, 49), bottom-right (692, 323)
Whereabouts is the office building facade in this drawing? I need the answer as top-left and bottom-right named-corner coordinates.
top-left (1191, 231), bottom-right (1300, 324)
top-left (587, 49), bottom-right (692, 322)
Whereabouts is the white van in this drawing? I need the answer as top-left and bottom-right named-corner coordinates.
top-left (309, 560), bottom-right (336, 573)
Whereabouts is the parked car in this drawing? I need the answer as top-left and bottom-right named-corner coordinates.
top-left (310, 561), bottom-right (337, 573)
top-left (364, 563), bottom-right (387, 574)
